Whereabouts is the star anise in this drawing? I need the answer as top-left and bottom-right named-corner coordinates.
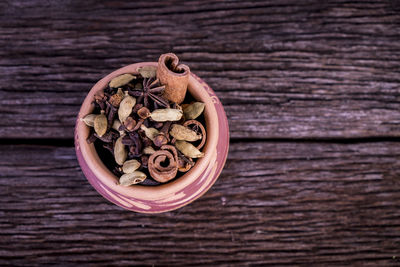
top-left (128, 77), bottom-right (169, 109)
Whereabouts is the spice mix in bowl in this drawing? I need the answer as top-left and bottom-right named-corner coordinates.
top-left (75, 53), bottom-right (229, 213)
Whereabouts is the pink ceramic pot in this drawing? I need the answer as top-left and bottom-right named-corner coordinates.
top-left (74, 62), bottom-right (229, 213)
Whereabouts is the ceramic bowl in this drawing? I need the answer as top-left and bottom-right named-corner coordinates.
top-left (74, 62), bottom-right (229, 213)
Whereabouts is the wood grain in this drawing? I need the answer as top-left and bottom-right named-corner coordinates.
top-left (1, 0), bottom-right (400, 266)
top-left (1, 0), bottom-right (400, 139)
top-left (1, 142), bottom-right (399, 266)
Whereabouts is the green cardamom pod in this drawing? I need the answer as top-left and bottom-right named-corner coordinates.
top-left (81, 114), bottom-right (97, 127)
top-left (143, 146), bottom-right (156, 155)
top-left (114, 136), bottom-right (127, 165)
top-left (112, 120), bottom-right (125, 136)
top-left (183, 102), bottom-right (205, 120)
top-left (140, 125), bottom-right (159, 141)
top-left (109, 73), bottom-right (136, 88)
top-left (118, 93), bottom-right (136, 123)
top-left (150, 108), bottom-right (183, 122)
top-left (137, 66), bottom-right (157, 78)
top-left (122, 159), bottom-right (141, 174)
top-left (175, 140), bottom-right (204, 158)
top-left (94, 111), bottom-right (107, 137)
top-left (169, 124), bottom-right (202, 141)
top-left (119, 171), bottom-right (147, 186)
top-left (112, 119), bottom-right (121, 131)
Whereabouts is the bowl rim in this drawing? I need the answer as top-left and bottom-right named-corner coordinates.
top-left (75, 62), bottom-right (229, 212)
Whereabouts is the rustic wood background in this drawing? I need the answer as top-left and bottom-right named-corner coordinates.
top-left (1, 0), bottom-right (400, 266)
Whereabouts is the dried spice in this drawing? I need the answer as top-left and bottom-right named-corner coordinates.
top-left (150, 108), bottom-right (183, 122)
top-left (114, 136), bottom-right (127, 165)
top-left (109, 88), bottom-right (124, 107)
top-left (119, 171), bottom-right (147, 186)
top-left (157, 53), bottom-right (190, 104)
top-left (140, 125), bottom-right (159, 141)
top-left (109, 74), bottom-right (136, 88)
top-left (169, 124), bottom-right (202, 142)
top-left (183, 120), bottom-right (207, 150)
top-left (178, 155), bottom-right (193, 172)
top-left (143, 146), bottom-right (156, 155)
top-left (137, 66), bottom-right (157, 78)
top-left (153, 121), bottom-right (171, 147)
top-left (94, 111), bottom-right (107, 137)
top-left (128, 76), bottom-right (167, 108)
top-left (112, 120), bottom-right (125, 136)
top-left (148, 145), bottom-right (178, 183)
top-left (81, 114), bottom-right (97, 127)
top-left (175, 140), bottom-right (204, 158)
top-left (123, 117), bottom-right (137, 132)
top-left (82, 53), bottom-right (207, 186)
top-left (183, 102), bottom-right (205, 120)
top-left (118, 93), bottom-right (136, 123)
top-left (137, 106), bottom-right (151, 119)
top-left (112, 120), bottom-right (120, 130)
top-left (122, 159), bottom-right (141, 174)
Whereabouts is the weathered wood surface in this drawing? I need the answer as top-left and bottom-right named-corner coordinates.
top-left (1, 0), bottom-right (400, 266)
top-left (1, 0), bottom-right (400, 139)
top-left (0, 142), bottom-right (399, 266)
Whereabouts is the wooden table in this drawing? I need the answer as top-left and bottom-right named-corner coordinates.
top-left (1, 0), bottom-right (400, 265)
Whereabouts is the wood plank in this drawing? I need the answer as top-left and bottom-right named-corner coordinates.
top-left (1, 0), bottom-right (400, 139)
top-left (0, 142), bottom-right (399, 265)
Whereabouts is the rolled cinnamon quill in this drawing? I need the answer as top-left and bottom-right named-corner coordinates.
top-left (148, 145), bottom-right (178, 183)
top-left (157, 53), bottom-right (190, 104)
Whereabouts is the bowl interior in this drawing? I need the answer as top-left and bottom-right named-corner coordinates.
top-left (76, 62), bottom-right (219, 201)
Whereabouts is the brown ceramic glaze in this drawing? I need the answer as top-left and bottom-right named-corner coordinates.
top-left (75, 62), bottom-right (229, 213)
